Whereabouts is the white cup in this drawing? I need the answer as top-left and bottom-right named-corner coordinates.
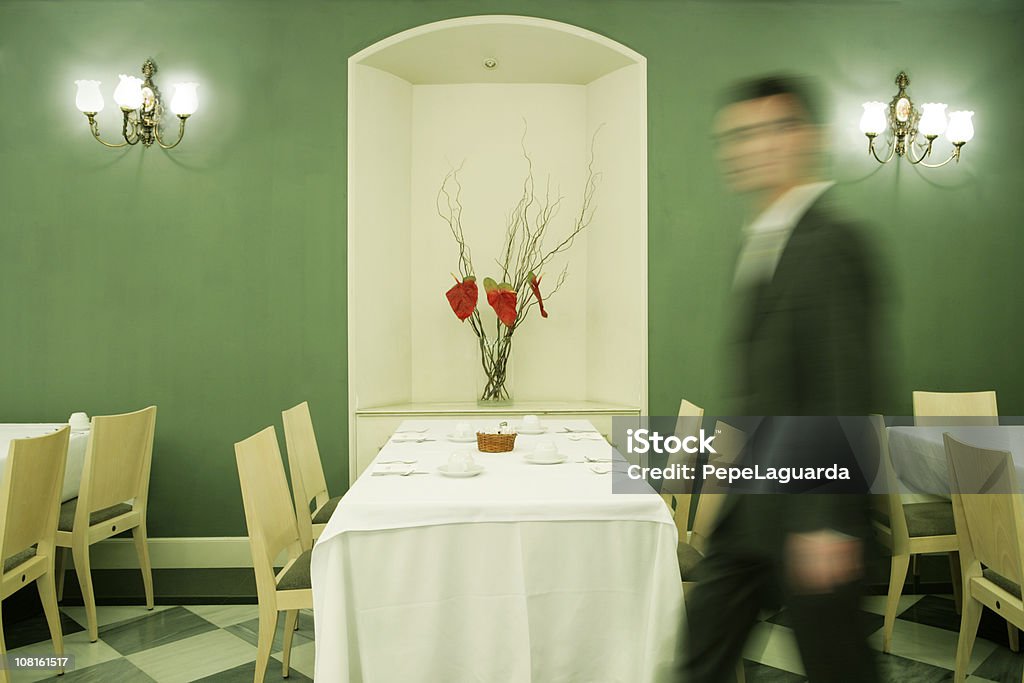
top-left (448, 452), bottom-right (474, 472)
top-left (455, 422), bottom-right (472, 437)
top-left (534, 440), bottom-right (558, 458)
top-left (522, 414), bottom-right (540, 429)
top-left (69, 412), bottom-right (90, 431)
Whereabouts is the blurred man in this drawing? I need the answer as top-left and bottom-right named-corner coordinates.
top-left (678, 76), bottom-right (880, 682)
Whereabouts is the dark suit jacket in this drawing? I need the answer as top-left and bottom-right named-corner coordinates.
top-left (710, 192), bottom-right (882, 560)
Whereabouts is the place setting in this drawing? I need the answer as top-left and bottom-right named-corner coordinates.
top-left (437, 451), bottom-right (485, 478)
top-left (516, 414), bottom-right (548, 435)
top-left (523, 439), bottom-right (567, 465)
top-left (446, 421), bottom-right (479, 443)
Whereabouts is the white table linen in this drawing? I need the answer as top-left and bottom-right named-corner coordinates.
top-left (887, 426), bottom-right (1024, 497)
top-left (312, 419), bottom-right (683, 683)
top-left (0, 423), bottom-right (89, 503)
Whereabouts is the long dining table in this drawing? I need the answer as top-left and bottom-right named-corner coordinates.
top-left (311, 418), bottom-right (683, 683)
top-left (0, 423), bottom-right (89, 502)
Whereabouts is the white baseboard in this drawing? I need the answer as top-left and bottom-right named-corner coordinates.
top-left (89, 537), bottom-right (255, 569)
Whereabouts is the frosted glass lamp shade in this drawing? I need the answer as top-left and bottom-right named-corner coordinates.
top-left (859, 102), bottom-right (887, 135)
top-left (169, 82), bottom-right (199, 116)
top-left (113, 74), bottom-right (144, 110)
top-left (75, 80), bottom-right (104, 113)
top-left (918, 103), bottom-right (948, 137)
top-left (946, 111), bottom-right (975, 144)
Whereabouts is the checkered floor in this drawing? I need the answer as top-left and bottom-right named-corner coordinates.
top-left (4, 595), bottom-right (1023, 681)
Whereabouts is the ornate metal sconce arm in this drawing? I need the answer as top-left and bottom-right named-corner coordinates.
top-left (84, 113), bottom-right (130, 148)
top-left (916, 143), bottom-right (965, 168)
top-left (867, 134), bottom-right (896, 164)
top-left (906, 135), bottom-right (936, 165)
top-left (154, 116), bottom-right (188, 150)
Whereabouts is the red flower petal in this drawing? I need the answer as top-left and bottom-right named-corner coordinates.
top-left (484, 277), bottom-right (518, 328)
top-left (528, 271), bottom-right (548, 318)
top-left (445, 275), bottom-right (478, 321)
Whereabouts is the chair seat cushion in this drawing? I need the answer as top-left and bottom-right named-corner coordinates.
top-left (903, 501), bottom-right (956, 537)
top-left (677, 542), bottom-right (705, 582)
top-left (3, 547), bottom-right (37, 573)
top-left (983, 568), bottom-right (1022, 598)
top-left (277, 550), bottom-right (312, 591)
top-left (311, 496), bottom-right (342, 525)
top-left (58, 498), bottom-right (133, 532)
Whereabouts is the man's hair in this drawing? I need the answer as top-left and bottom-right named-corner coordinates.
top-left (719, 74), bottom-right (824, 125)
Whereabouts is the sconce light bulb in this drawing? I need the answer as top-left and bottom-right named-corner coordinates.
top-left (859, 101), bottom-right (887, 136)
top-left (169, 82), bottom-right (199, 116)
top-left (946, 110), bottom-right (975, 144)
top-left (113, 74), bottom-right (144, 110)
top-left (75, 80), bottom-right (105, 114)
top-left (919, 103), bottom-right (948, 138)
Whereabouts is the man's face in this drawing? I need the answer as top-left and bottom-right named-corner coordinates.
top-left (713, 94), bottom-right (819, 196)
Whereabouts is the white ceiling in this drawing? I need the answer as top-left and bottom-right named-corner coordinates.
top-left (357, 21), bottom-right (639, 85)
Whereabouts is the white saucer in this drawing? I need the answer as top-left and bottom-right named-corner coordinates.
top-left (437, 464), bottom-right (485, 477)
top-left (446, 433), bottom-right (477, 443)
top-left (517, 425), bottom-right (547, 435)
top-left (524, 453), bottom-right (566, 465)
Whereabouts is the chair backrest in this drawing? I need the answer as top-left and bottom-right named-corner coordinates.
top-left (78, 406), bottom-right (157, 518)
top-left (0, 428), bottom-right (70, 566)
top-left (866, 415), bottom-right (910, 545)
top-left (913, 390), bottom-right (998, 426)
top-left (235, 426), bottom-right (303, 595)
top-left (691, 420), bottom-right (746, 553)
top-left (282, 401), bottom-right (329, 546)
top-left (663, 398), bottom-right (706, 501)
top-left (282, 402), bottom-right (329, 507)
top-left (944, 433), bottom-right (1024, 589)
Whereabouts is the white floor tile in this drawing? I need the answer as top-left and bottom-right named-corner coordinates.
top-left (126, 629), bottom-right (256, 683)
top-left (7, 630), bottom-right (122, 682)
top-left (742, 622), bottom-right (806, 676)
top-left (61, 604), bottom-right (173, 630)
top-left (861, 593), bottom-right (925, 617)
top-left (272, 639), bottom-right (317, 679)
top-left (867, 617), bottom-right (996, 673)
top-left (183, 604), bottom-right (259, 628)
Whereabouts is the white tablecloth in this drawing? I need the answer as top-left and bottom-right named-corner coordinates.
top-left (0, 424), bottom-right (89, 503)
top-left (312, 419), bottom-right (683, 683)
top-left (887, 426), bottom-right (1024, 497)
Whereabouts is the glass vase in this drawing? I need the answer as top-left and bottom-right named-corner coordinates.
top-left (476, 334), bottom-right (514, 404)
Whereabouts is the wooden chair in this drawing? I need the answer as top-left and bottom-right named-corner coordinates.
top-left (283, 401), bottom-right (341, 549)
top-left (663, 420), bottom-right (747, 683)
top-left (0, 427), bottom-right (70, 682)
top-left (236, 426), bottom-right (313, 683)
top-left (944, 433), bottom-right (1024, 683)
top-left (55, 406), bottom-right (157, 642)
top-left (660, 398), bottom-right (706, 519)
top-left (913, 390), bottom-right (998, 426)
top-left (868, 415), bottom-right (960, 653)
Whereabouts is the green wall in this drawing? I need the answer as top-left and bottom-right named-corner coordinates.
top-left (1, 0), bottom-right (1021, 537)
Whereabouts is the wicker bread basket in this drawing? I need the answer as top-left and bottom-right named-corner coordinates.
top-left (476, 431), bottom-right (517, 453)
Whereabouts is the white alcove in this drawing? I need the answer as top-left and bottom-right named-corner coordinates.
top-left (348, 15), bottom-right (648, 479)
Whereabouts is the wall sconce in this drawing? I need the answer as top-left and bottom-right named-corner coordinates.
top-left (859, 71), bottom-right (973, 168)
top-left (74, 59), bottom-right (198, 149)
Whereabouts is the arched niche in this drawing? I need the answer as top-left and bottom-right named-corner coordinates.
top-left (347, 15), bottom-right (647, 476)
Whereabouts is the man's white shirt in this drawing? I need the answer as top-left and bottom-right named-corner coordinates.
top-left (732, 180), bottom-right (835, 290)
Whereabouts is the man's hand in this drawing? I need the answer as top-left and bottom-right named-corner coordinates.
top-left (784, 530), bottom-right (863, 594)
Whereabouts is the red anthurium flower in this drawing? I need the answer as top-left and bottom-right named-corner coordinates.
top-left (445, 275), bottom-right (478, 321)
top-left (483, 277), bottom-right (518, 328)
top-left (528, 271), bottom-right (548, 318)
